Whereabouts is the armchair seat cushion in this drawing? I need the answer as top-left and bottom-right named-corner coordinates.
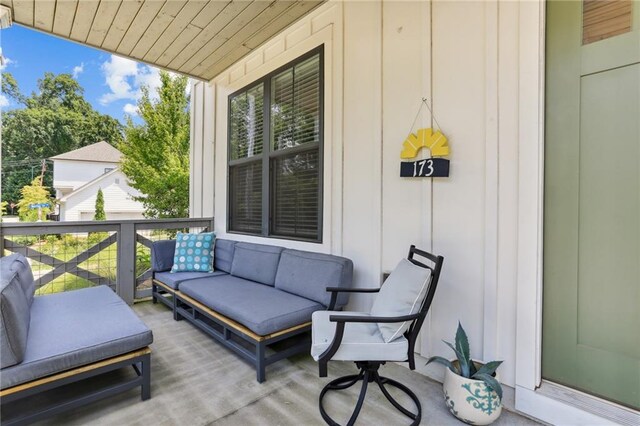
top-left (155, 270), bottom-right (227, 290)
top-left (1, 286), bottom-right (153, 389)
top-left (311, 311), bottom-right (409, 362)
top-left (179, 275), bottom-right (323, 336)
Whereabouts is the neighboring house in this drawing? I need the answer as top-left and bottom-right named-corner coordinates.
top-left (50, 141), bottom-right (145, 221)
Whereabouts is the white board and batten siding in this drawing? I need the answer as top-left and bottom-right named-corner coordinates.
top-left (190, 0), bottom-right (539, 393)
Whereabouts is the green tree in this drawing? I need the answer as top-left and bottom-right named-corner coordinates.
top-left (16, 177), bottom-right (53, 222)
top-left (119, 71), bottom-right (190, 218)
top-left (1, 73), bottom-right (124, 205)
top-left (94, 188), bottom-right (106, 220)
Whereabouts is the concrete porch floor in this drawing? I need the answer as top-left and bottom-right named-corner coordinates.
top-left (25, 302), bottom-right (540, 425)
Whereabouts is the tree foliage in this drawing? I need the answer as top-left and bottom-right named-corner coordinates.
top-left (16, 178), bottom-right (53, 222)
top-left (1, 73), bottom-right (124, 204)
top-left (94, 188), bottom-right (106, 221)
top-left (119, 72), bottom-right (190, 218)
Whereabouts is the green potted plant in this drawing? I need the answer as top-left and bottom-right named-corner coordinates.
top-left (427, 323), bottom-right (503, 425)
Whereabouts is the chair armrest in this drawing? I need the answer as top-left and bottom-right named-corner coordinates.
top-left (326, 287), bottom-right (380, 310)
top-left (329, 313), bottom-right (420, 324)
top-left (318, 312), bottom-right (420, 366)
top-left (326, 287), bottom-right (381, 293)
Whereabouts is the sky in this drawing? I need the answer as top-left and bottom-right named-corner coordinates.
top-left (0, 24), bottom-right (164, 124)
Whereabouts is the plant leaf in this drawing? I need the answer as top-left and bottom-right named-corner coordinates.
top-left (455, 322), bottom-right (470, 363)
top-left (443, 340), bottom-right (470, 377)
top-left (473, 360), bottom-right (503, 378)
top-left (474, 373), bottom-right (503, 401)
top-left (426, 356), bottom-right (459, 375)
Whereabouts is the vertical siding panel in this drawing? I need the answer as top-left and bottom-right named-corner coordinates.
top-left (189, 81), bottom-right (197, 217)
top-left (192, 83), bottom-right (205, 217)
top-left (496, 0), bottom-right (521, 388)
top-left (202, 83), bottom-right (216, 218)
top-left (483, 0), bottom-right (500, 364)
top-left (342, 1), bottom-right (383, 311)
top-left (431, 0), bottom-right (487, 358)
top-left (381, 0), bottom-right (431, 272)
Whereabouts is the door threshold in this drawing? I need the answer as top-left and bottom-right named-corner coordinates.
top-left (536, 380), bottom-right (639, 426)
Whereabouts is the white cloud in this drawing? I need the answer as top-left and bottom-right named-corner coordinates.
top-left (123, 103), bottom-right (139, 116)
top-left (100, 55), bottom-right (161, 105)
top-left (72, 63), bottom-right (84, 78)
top-left (0, 48), bottom-right (13, 71)
top-left (0, 94), bottom-right (9, 108)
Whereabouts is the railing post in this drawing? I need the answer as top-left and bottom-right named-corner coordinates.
top-left (117, 223), bottom-right (136, 305)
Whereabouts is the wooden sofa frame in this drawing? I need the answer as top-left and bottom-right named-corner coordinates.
top-left (152, 279), bottom-right (313, 383)
top-left (0, 348), bottom-right (151, 426)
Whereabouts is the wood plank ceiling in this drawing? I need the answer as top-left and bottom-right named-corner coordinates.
top-left (1, 0), bottom-right (325, 80)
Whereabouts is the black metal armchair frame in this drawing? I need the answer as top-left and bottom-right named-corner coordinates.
top-left (317, 245), bottom-right (444, 426)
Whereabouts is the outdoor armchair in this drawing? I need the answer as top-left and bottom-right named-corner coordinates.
top-left (311, 245), bottom-right (443, 426)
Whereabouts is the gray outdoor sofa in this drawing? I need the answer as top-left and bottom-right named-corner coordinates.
top-left (151, 239), bottom-right (354, 382)
top-left (0, 253), bottom-right (153, 426)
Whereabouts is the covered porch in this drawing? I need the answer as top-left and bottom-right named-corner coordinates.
top-left (2, 1), bottom-right (639, 425)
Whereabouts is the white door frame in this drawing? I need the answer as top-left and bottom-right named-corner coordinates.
top-left (514, 2), bottom-right (639, 424)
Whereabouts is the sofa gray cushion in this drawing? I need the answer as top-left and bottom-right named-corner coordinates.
top-left (151, 240), bottom-right (177, 272)
top-left (214, 239), bottom-right (236, 273)
top-left (230, 243), bottom-right (284, 286)
top-left (155, 270), bottom-right (227, 290)
top-left (370, 258), bottom-right (432, 343)
top-left (6, 253), bottom-right (35, 306)
top-left (0, 286), bottom-right (153, 389)
top-left (180, 275), bottom-right (323, 336)
top-left (275, 250), bottom-right (353, 308)
top-left (0, 260), bottom-right (31, 369)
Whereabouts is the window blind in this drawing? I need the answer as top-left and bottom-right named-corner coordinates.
top-left (227, 48), bottom-right (323, 241)
top-left (272, 151), bottom-right (320, 239)
top-left (229, 161), bottom-right (262, 234)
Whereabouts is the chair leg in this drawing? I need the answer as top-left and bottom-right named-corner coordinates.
top-left (318, 362), bottom-right (421, 426)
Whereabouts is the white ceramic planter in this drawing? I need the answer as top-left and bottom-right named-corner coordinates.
top-left (443, 366), bottom-right (502, 425)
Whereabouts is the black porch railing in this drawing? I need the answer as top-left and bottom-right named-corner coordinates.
top-left (0, 217), bottom-right (215, 304)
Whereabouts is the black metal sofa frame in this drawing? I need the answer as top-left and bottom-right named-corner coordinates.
top-left (153, 279), bottom-right (343, 383)
top-left (1, 349), bottom-right (151, 426)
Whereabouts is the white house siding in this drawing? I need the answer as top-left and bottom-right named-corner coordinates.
top-left (61, 170), bottom-right (145, 222)
top-left (52, 159), bottom-right (118, 195)
top-left (190, 0), bottom-right (534, 394)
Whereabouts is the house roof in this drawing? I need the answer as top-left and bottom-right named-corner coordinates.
top-left (50, 141), bottom-right (122, 163)
top-left (3, 0), bottom-right (325, 81)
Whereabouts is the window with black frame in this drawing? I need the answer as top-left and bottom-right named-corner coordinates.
top-left (228, 48), bottom-right (323, 242)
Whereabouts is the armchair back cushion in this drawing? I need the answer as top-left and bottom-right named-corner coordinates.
top-left (370, 258), bottom-right (432, 343)
top-left (151, 240), bottom-right (176, 272)
top-left (0, 256), bottom-right (32, 368)
top-left (230, 243), bottom-right (284, 286)
top-left (275, 250), bottom-right (353, 307)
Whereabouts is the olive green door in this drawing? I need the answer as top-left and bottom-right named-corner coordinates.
top-left (543, 0), bottom-right (640, 409)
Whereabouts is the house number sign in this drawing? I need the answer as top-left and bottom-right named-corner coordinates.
top-left (399, 127), bottom-right (450, 178)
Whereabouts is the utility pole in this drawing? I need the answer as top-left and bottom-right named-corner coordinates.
top-left (39, 159), bottom-right (46, 185)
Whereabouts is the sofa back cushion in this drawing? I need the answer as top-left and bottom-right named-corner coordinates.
top-left (1, 257), bottom-right (31, 368)
top-left (151, 240), bottom-right (177, 272)
top-left (6, 253), bottom-right (35, 307)
top-left (214, 239), bottom-right (236, 273)
top-left (230, 243), bottom-right (284, 286)
top-left (275, 250), bottom-right (354, 307)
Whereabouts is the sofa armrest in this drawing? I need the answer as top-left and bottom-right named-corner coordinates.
top-left (151, 240), bottom-right (176, 273)
top-left (326, 287), bottom-right (380, 310)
